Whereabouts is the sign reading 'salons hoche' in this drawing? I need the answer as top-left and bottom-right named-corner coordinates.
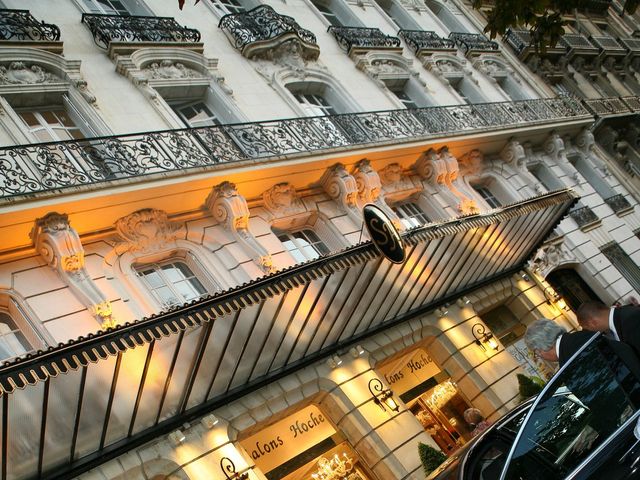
top-left (363, 203), bottom-right (406, 264)
top-left (239, 405), bottom-right (336, 473)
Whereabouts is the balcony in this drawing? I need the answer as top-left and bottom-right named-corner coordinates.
top-left (622, 95), bottom-right (640, 112)
top-left (583, 97), bottom-right (630, 116)
top-left (81, 14), bottom-right (202, 57)
top-left (0, 97), bottom-right (591, 201)
top-left (590, 35), bottom-right (627, 67)
top-left (398, 30), bottom-right (456, 58)
top-left (569, 205), bottom-right (600, 229)
top-left (219, 5), bottom-right (319, 60)
top-left (618, 37), bottom-right (640, 68)
top-left (560, 34), bottom-right (600, 61)
top-left (328, 26), bottom-right (402, 57)
top-left (503, 28), bottom-right (566, 62)
top-left (0, 9), bottom-right (62, 53)
top-left (448, 32), bottom-right (498, 56)
top-left (604, 194), bottom-right (633, 214)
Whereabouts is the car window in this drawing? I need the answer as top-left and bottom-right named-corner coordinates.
top-left (502, 336), bottom-right (640, 480)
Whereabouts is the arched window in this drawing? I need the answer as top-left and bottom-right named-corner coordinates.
top-left (286, 81), bottom-right (352, 116)
top-left (309, 0), bottom-right (360, 27)
top-left (0, 311), bottom-right (31, 361)
top-left (273, 228), bottom-right (330, 262)
top-left (134, 252), bottom-right (217, 309)
top-left (392, 201), bottom-right (430, 228)
top-left (0, 293), bottom-right (48, 363)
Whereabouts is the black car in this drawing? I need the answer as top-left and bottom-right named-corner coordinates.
top-left (427, 334), bottom-right (640, 480)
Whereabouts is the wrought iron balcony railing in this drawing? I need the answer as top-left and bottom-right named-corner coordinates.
top-left (604, 194), bottom-right (633, 213)
top-left (622, 96), bottom-right (640, 112)
top-left (0, 9), bottom-right (60, 42)
top-left (569, 205), bottom-right (600, 228)
top-left (0, 97), bottom-right (590, 200)
top-left (503, 28), bottom-right (575, 60)
top-left (398, 30), bottom-right (456, 56)
top-left (584, 97), bottom-right (630, 115)
top-left (591, 35), bottom-right (627, 61)
top-left (219, 5), bottom-right (319, 60)
top-left (590, 35), bottom-right (625, 53)
top-left (328, 26), bottom-right (401, 54)
top-left (448, 32), bottom-right (498, 54)
top-left (560, 33), bottom-right (599, 57)
top-left (81, 14), bottom-right (201, 50)
top-left (619, 36), bottom-right (640, 54)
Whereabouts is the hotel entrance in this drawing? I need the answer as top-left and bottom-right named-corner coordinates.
top-left (377, 347), bottom-right (473, 455)
top-left (239, 404), bottom-right (373, 480)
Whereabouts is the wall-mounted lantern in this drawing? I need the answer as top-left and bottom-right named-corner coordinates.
top-left (471, 323), bottom-right (499, 352)
top-left (368, 378), bottom-right (400, 412)
top-left (220, 457), bottom-right (249, 480)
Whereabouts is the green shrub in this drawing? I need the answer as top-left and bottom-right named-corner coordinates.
top-left (517, 373), bottom-right (545, 399)
top-left (418, 442), bottom-right (447, 476)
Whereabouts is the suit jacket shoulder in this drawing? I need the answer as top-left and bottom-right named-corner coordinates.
top-left (559, 331), bottom-right (597, 367)
top-left (613, 305), bottom-right (640, 355)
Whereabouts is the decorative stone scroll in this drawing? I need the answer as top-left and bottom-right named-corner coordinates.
top-left (353, 159), bottom-right (402, 229)
top-left (31, 212), bottom-right (114, 327)
top-left (0, 62), bottom-right (59, 84)
top-left (206, 181), bottom-right (274, 273)
top-left (500, 139), bottom-right (527, 171)
top-left (529, 241), bottom-right (575, 278)
top-left (263, 182), bottom-right (306, 218)
top-left (320, 163), bottom-right (361, 227)
top-left (115, 208), bottom-right (185, 252)
top-left (416, 148), bottom-right (479, 215)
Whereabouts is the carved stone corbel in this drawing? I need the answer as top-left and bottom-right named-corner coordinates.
top-left (320, 164), bottom-right (361, 226)
top-left (500, 139), bottom-right (527, 171)
top-left (439, 147), bottom-right (479, 215)
top-left (544, 132), bottom-right (568, 164)
top-left (115, 208), bottom-right (185, 252)
top-left (352, 159), bottom-right (402, 229)
top-left (575, 128), bottom-right (595, 155)
top-left (206, 181), bottom-right (274, 273)
top-left (31, 213), bottom-right (114, 327)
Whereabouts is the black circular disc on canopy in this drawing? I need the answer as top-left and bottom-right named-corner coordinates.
top-left (363, 203), bottom-right (406, 264)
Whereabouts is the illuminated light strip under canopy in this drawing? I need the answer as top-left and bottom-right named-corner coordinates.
top-left (0, 189), bottom-right (577, 480)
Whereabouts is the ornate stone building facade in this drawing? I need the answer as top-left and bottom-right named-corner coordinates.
top-left (0, 1), bottom-right (637, 479)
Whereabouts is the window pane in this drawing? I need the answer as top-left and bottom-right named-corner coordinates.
top-left (140, 269), bottom-right (163, 288)
top-left (162, 263), bottom-right (188, 282)
top-left (154, 285), bottom-right (179, 307)
top-left (18, 112), bottom-right (39, 127)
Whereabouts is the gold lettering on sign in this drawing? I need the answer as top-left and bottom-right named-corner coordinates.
top-left (239, 405), bottom-right (336, 473)
top-left (377, 348), bottom-right (441, 395)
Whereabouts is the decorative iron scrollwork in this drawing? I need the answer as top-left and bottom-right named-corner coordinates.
top-left (604, 194), bottom-right (632, 213)
top-left (569, 205), bottom-right (599, 228)
top-left (398, 30), bottom-right (455, 55)
top-left (0, 97), bottom-right (592, 199)
top-left (81, 13), bottom-right (200, 49)
top-left (448, 32), bottom-right (498, 53)
top-left (219, 5), bottom-right (318, 59)
top-left (328, 26), bottom-right (401, 53)
top-left (220, 457), bottom-right (249, 480)
top-left (0, 9), bottom-right (60, 42)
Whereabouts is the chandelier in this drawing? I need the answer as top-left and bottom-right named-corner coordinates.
top-left (311, 453), bottom-right (355, 480)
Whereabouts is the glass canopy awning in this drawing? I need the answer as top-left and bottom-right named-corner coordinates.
top-left (0, 189), bottom-right (577, 480)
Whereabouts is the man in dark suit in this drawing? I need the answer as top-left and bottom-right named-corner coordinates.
top-left (577, 301), bottom-right (640, 355)
top-left (524, 319), bottom-right (596, 367)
